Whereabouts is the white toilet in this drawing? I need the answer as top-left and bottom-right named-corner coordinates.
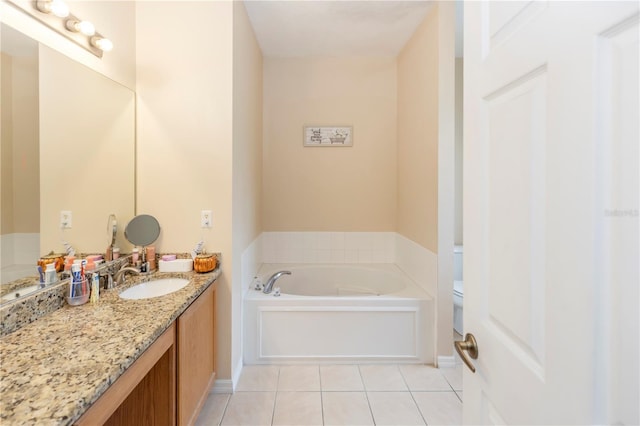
top-left (453, 245), bottom-right (464, 335)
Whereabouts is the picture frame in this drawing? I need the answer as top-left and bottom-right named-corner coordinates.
top-left (303, 126), bottom-right (353, 147)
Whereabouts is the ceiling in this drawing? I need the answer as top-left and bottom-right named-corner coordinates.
top-left (243, 0), bottom-right (433, 57)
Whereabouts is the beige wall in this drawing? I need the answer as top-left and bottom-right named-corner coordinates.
top-left (39, 46), bottom-right (135, 254)
top-left (11, 55), bottom-right (40, 234)
top-left (397, 3), bottom-right (456, 360)
top-left (263, 57), bottom-right (397, 232)
top-left (232, 1), bottom-right (263, 378)
top-left (397, 6), bottom-right (439, 253)
top-left (435, 1), bottom-right (456, 360)
top-left (1, 52), bottom-right (39, 235)
top-left (455, 58), bottom-right (463, 246)
top-left (136, 1), bottom-right (234, 381)
top-left (1, 53), bottom-right (15, 235)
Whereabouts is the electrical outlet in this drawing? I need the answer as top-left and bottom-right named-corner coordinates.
top-left (60, 210), bottom-right (72, 229)
top-left (201, 210), bottom-right (212, 228)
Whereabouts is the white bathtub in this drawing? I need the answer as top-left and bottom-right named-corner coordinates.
top-left (243, 264), bottom-right (434, 364)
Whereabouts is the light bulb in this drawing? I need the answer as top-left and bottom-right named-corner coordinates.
top-left (91, 37), bottom-right (113, 52)
top-left (50, 0), bottom-right (69, 18)
top-left (66, 20), bottom-right (96, 36)
top-left (77, 21), bottom-right (96, 36)
top-left (36, 0), bottom-right (69, 17)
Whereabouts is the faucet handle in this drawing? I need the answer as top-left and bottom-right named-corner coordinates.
top-left (273, 287), bottom-right (281, 297)
top-left (254, 277), bottom-right (263, 291)
top-left (104, 273), bottom-right (114, 290)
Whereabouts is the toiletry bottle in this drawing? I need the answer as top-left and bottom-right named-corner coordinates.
top-left (85, 260), bottom-right (95, 272)
top-left (90, 273), bottom-right (100, 303)
top-left (132, 247), bottom-right (139, 263)
top-left (112, 247), bottom-right (120, 260)
top-left (147, 246), bottom-right (156, 271)
top-left (45, 263), bottom-right (57, 285)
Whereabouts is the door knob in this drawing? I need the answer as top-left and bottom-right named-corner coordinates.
top-left (454, 333), bottom-right (479, 373)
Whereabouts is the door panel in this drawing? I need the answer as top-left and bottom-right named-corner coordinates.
top-left (464, 1), bottom-right (639, 424)
top-left (486, 69), bottom-right (547, 371)
top-left (596, 13), bottom-right (639, 426)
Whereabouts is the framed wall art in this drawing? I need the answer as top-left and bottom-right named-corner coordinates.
top-left (303, 126), bottom-right (353, 147)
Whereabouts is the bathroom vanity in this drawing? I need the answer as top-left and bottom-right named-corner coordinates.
top-left (0, 268), bottom-right (219, 425)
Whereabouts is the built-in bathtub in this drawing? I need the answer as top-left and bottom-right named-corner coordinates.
top-left (243, 263), bottom-right (434, 364)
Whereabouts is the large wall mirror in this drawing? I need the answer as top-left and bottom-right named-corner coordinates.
top-left (0, 23), bottom-right (135, 299)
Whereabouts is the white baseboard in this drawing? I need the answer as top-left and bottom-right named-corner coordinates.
top-left (211, 359), bottom-right (243, 394)
top-left (211, 379), bottom-right (234, 394)
top-left (437, 355), bottom-right (456, 368)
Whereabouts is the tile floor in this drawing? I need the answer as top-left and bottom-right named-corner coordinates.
top-left (195, 363), bottom-right (463, 426)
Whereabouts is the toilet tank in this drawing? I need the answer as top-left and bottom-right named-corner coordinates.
top-left (454, 245), bottom-right (463, 282)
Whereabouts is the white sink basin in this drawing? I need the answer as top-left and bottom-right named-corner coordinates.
top-left (119, 278), bottom-right (189, 300)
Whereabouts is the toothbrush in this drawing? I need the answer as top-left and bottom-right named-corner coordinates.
top-left (81, 264), bottom-right (87, 296)
top-left (63, 241), bottom-right (76, 257)
top-left (37, 266), bottom-right (44, 287)
top-left (90, 273), bottom-right (99, 303)
top-left (191, 240), bottom-right (204, 260)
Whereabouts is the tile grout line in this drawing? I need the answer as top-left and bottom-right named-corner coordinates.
top-left (217, 393), bottom-right (232, 426)
top-left (270, 366), bottom-right (281, 426)
top-left (318, 365), bottom-right (325, 426)
top-left (398, 364), bottom-right (429, 426)
top-left (357, 364), bottom-right (377, 425)
top-left (407, 389), bottom-right (430, 425)
top-left (440, 366), bottom-right (461, 393)
top-left (398, 366), bottom-right (429, 425)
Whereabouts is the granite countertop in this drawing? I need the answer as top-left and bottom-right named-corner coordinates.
top-left (0, 268), bottom-right (220, 425)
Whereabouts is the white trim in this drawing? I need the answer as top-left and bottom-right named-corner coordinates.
top-left (437, 355), bottom-right (457, 368)
top-left (248, 304), bottom-right (427, 363)
top-left (211, 379), bottom-right (234, 394)
top-left (232, 357), bottom-right (243, 391)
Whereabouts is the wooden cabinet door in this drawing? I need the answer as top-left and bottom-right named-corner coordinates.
top-left (177, 284), bottom-right (216, 426)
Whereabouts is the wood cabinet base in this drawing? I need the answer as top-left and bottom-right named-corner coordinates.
top-left (178, 284), bottom-right (216, 426)
top-left (75, 282), bottom-right (216, 426)
top-left (77, 325), bottom-right (176, 426)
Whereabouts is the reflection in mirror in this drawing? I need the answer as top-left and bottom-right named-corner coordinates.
top-left (1, 24), bottom-right (39, 285)
top-left (39, 44), bottom-right (135, 255)
top-left (0, 23), bottom-right (135, 302)
top-left (125, 215), bottom-right (161, 247)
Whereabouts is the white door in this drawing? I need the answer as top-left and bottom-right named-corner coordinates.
top-left (463, 1), bottom-right (639, 424)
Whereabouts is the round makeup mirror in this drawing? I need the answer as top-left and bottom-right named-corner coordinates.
top-left (124, 214), bottom-right (161, 247)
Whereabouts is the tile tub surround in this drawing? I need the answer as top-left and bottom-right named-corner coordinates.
top-left (0, 267), bottom-right (220, 425)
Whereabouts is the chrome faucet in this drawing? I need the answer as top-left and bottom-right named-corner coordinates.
top-left (263, 270), bottom-right (291, 294)
top-left (114, 266), bottom-right (140, 286)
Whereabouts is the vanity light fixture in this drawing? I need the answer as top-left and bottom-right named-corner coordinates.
top-left (5, 0), bottom-right (112, 58)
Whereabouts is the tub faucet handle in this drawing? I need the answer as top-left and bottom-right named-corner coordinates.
top-left (273, 287), bottom-right (281, 297)
top-left (254, 277), bottom-right (263, 291)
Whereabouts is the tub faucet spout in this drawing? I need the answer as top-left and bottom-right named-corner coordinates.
top-left (263, 270), bottom-right (291, 294)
